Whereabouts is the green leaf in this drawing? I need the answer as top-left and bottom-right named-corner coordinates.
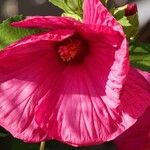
top-left (101, 0), bottom-right (108, 6)
top-left (130, 43), bottom-right (150, 71)
top-left (0, 127), bottom-right (9, 137)
top-left (49, 0), bottom-right (83, 20)
top-left (62, 12), bottom-right (82, 21)
top-left (0, 15), bottom-right (39, 50)
top-left (124, 13), bottom-right (139, 41)
top-left (0, 132), bottom-right (9, 137)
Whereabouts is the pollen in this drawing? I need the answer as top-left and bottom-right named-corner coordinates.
top-left (58, 39), bottom-right (82, 62)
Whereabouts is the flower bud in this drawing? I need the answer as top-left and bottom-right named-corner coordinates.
top-left (125, 3), bottom-right (137, 16)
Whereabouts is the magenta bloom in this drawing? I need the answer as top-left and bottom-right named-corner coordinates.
top-left (0, 0), bottom-right (150, 146)
top-left (114, 71), bottom-right (150, 150)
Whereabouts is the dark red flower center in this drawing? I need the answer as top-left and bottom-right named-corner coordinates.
top-left (58, 36), bottom-right (88, 63)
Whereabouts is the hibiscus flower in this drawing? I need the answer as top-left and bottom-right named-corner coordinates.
top-left (0, 0), bottom-right (149, 146)
top-left (114, 71), bottom-right (150, 150)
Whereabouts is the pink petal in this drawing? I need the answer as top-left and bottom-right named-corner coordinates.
top-left (83, 1), bottom-right (129, 108)
top-left (137, 69), bottom-right (150, 84)
top-left (12, 16), bottom-right (75, 30)
top-left (1, 28), bottom-right (74, 56)
top-left (114, 70), bottom-right (150, 150)
top-left (87, 26), bottom-right (129, 108)
top-left (114, 107), bottom-right (150, 150)
top-left (35, 64), bottom-right (123, 146)
top-left (35, 64), bottom-right (150, 147)
top-left (83, 0), bottom-right (122, 31)
top-left (0, 55), bottom-right (49, 142)
top-left (0, 31), bottom-right (71, 142)
top-left (119, 67), bottom-right (150, 119)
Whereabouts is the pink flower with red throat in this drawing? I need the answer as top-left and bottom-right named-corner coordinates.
top-left (0, 0), bottom-right (150, 146)
top-left (114, 71), bottom-right (150, 150)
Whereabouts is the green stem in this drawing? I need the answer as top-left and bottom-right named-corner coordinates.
top-left (39, 142), bottom-right (46, 150)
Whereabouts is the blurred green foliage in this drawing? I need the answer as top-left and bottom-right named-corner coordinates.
top-left (0, 15), bottom-right (39, 49)
top-left (0, 135), bottom-right (117, 150)
top-left (49, 0), bottom-right (83, 20)
top-left (0, 127), bottom-right (116, 150)
top-left (130, 42), bottom-right (150, 71)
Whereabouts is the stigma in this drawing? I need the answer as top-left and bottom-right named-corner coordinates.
top-left (58, 37), bottom-right (84, 63)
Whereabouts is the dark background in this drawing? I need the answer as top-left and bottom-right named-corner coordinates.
top-left (0, 0), bottom-right (62, 21)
